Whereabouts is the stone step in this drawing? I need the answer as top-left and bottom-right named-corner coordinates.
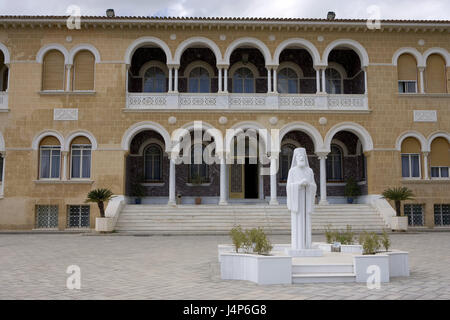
top-left (292, 264), bottom-right (354, 274)
top-left (291, 273), bottom-right (356, 283)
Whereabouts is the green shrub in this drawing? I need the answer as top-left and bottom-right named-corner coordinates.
top-left (360, 232), bottom-right (381, 255)
top-left (229, 225), bottom-right (246, 253)
top-left (325, 225), bottom-right (355, 245)
top-left (381, 230), bottom-right (391, 252)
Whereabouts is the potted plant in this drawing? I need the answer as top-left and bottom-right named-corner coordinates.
top-left (190, 173), bottom-right (205, 205)
top-left (85, 188), bottom-right (115, 232)
top-left (344, 177), bottom-right (361, 204)
top-left (131, 182), bottom-right (146, 204)
top-left (382, 187), bottom-right (415, 231)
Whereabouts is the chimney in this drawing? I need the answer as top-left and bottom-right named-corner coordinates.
top-left (106, 9), bottom-right (115, 17)
top-left (327, 11), bottom-right (336, 20)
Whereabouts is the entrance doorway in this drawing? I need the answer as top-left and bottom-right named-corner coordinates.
top-left (229, 158), bottom-right (259, 199)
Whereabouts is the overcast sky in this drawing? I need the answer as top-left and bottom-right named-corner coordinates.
top-left (0, 0), bottom-right (449, 20)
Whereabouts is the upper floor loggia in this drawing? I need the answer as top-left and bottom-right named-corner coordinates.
top-left (125, 37), bottom-right (370, 111)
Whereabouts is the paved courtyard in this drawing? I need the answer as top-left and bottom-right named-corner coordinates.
top-left (1, 232), bottom-right (450, 300)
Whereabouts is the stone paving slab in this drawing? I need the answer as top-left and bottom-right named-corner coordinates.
top-left (0, 232), bottom-right (449, 300)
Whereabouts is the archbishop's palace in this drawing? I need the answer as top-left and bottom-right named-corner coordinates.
top-left (0, 11), bottom-right (449, 232)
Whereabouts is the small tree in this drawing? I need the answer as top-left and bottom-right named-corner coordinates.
top-left (85, 188), bottom-right (114, 218)
top-left (382, 187), bottom-right (415, 217)
top-left (381, 230), bottom-right (391, 252)
top-left (344, 177), bottom-right (361, 198)
top-left (229, 225), bottom-right (246, 253)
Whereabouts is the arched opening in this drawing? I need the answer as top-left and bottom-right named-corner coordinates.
top-left (426, 54), bottom-right (447, 93)
top-left (69, 136), bottom-right (92, 179)
top-left (229, 48), bottom-right (267, 93)
top-left (429, 137), bottom-right (449, 179)
top-left (0, 51), bottom-right (8, 91)
top-left (128, 46), bottom-right (168, 93)
top-left (326, 47), bottom-right (364, 94)
top-left (401, 137), bottom-right (421, 178)
top-left (72, 50), bottom-right (95, 91)
top-left (179, 48), bottom-right (218, 93)
top-left (38, 136), bottom-right (62, 179)
top-left (277, 49), bottom-right (316, 93)
top-left (397, 53), bottom-right (418, 93)
top-left (42, 50), bottom-right (65, 91)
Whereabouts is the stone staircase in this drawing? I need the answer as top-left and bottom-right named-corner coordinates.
top-left (114, 204), bottom-right (388, 234)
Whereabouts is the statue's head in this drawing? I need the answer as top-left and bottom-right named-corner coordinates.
top-left (292, 148), bottom-right (308, 168)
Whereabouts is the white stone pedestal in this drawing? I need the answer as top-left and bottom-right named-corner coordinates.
top-left (285, 248), bottom-right (323, 257)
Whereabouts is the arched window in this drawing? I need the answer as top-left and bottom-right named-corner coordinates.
top-left (39, 136), bottom-right (61, 179)
top-left (325, 68), bottom-right (343, 94)
top-left (0, 153), bottom-right (3, 182)
top-left (397, 54), bottom-right (418, 93)
top-left (401, 137), bottom-right (421, 178)
top-left (326, 144), bottom-right (343, 181)
top-left (280, 144), bottom-right (295, 182)
top-left (73, 50), bottom-right (95, 91)
top-left (426, 54), bottom-right (447, 93)
top-left (188, 67), bottom-right (210, 93)
top-left (143, 67), bottom-right (166, 93)
top-left (430, 137), bottom-right (449, 179)
top-left (42, 50), bottom-right (65, 91)
top-left (233, 67), bottom-right (254, 93)
top-left (278, 68), bottom-right (298, 94)
top-left (144, 144), bottom-right (163, 182)
top-left (70, 136), bottom-right (92, 179)
top-left (189, 144), bottom-right (209, 183)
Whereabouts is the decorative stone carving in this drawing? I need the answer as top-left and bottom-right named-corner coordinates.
top-left (414, 110), bottom-right (437, 122)
top-left (170, 34), bottom-right (177, 40)
top-left (319, 117), bottom-right (327, 125)
top-left (168, 116), bottom-right (177, 125)
top-left (53, 108), bottom-right (78, 121)
top-left (218, 116), bottom-right (228, 125)
top-left (269, 117), bottom-right (278, 125)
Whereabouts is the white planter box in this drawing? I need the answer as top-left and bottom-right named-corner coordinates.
top-left (220, 253), bottom-right (292, 285)
top-left (353, 254), bottom-right (390, 283)
top-left (314, 242), bottom-right (363, 254)
top-left (377, 250), bottom-right (409, 277)
top-left (391, 216), bottom-right (408, 231)
top-left (95, 217), bottom-right (114, 232)
top-left (218, 244), bottom-right (291, 262)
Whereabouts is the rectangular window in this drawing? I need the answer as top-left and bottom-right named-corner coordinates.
top-left (434, 204), bottom-right (450, 226)
top-left (0, 155), bottom-right (3, 182)
top-left (404, 204), bottom-right (424, 226)
top-left (71, 145), bottom-right (91, 179)
top-left (40, 146), bottom-right (61, 179)
top-left (401, 154), bottom-right (420, 178)
top-left (68, 205), bottom-right (90, 228)
top-left (431, 167), bottom-right (449, 178)
top-left (36, 205), bottom-right (58, 228)
top-left (398, 81), bottom-right (417, 93)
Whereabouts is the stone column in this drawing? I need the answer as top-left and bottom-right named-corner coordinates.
top-left (218, 68), bottom-right (223, 93)
top-left (321, 68), bottom-right (326, 94)
top-left (315, 68), bottom-right (321, 93)
top-left (423, 152), bottom-right (430, 180)
top-left (61, 151), bottom-right (68, 181)
top-left (168, 67), bottom-right (173, 92)
top-left (272, 68), bottom-right (278, 93)
top-left (364, 67), bottom-right (368, 94)
top-left (174, 67), bottom-right (179, 92)
top-left (267, 67), bottom-right (272, 93)
top-left (419, 67), bottom-right (425, 93)
top-left (317, 153), bottom-right (329, 205)
top-left (125, 64), bottom-right (130, 95)
top-left (0, 151), bottom-right (5, 197)
top-left (219, 155), bottom-right (228, 205)
top-left (65, 64), bottom-right (72, 91)
top-left (223, 68), bottom-right (228, 93)
top-left (168, 156), bottom-right (176, 206)
top-left (269, 155), bottom-right (279, 205)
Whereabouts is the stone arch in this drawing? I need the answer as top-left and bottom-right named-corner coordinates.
top-left (279, 122), bottom-right (324, 153)
top-left (395, 130), bottom-right (428, 152)
top-left (322, 39), bottom-right (369, 67)
top-left (64, 130), bottom-right (98, 151)
top-left (392, 47), bottom-right (424, 67)
top-left (277, 61), bottom-right (304, 78)
top-left (0, 42), bottom-right (11, 65)
top-left (36, 44), bottom-right (70, 64)
top-left (427, 131), bottom-right (450, 151)
top-left (225, 121), bottom-right (270, 155)
top-left (224, 37), bottom-right (272, 66)
top-left (122, 121), bottom-right (171, 152)
top-left (273, 38), bottom-right (321, 66)
top-left (124, 37), bottom-right (173, 65)
top-left (174, 37), bottom-right (223, 66)
top-left (423, 48), bottom-right (450, 67)
top-left (68, 44), bottom-right (101, 64)
top-left (324, 122), bottom-right (374, 153)
top-left (32, 130), bottom-right (65, 150)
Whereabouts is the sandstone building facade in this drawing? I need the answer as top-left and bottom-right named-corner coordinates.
top-left (0, 15), bottom-right (449, 230)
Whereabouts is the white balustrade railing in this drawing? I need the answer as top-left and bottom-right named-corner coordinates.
top-left (126, 92), bottom-right (369, 111)
top-left (0, 92), bottom-right (8, 110)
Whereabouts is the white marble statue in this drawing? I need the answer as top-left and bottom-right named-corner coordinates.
top-left (286, 148), bottom-right (322, 256)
